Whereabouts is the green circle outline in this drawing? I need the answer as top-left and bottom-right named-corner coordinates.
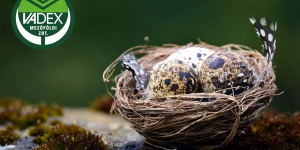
top-left (11, 0), bottom-right (75, 50)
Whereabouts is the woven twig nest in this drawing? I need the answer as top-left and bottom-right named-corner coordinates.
top-left (103, 42), bottom-right (278, 149)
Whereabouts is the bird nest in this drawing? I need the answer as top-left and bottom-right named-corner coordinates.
top-left (103, 42), bottom-right (278, 149)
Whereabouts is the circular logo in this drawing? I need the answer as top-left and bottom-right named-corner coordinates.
top-left (11, 0), bottom-right (75, 50)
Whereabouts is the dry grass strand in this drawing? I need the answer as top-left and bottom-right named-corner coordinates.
top-left (103, 43), bottom-right (278, 148)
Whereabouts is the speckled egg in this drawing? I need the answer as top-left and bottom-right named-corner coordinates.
top-left (146, 60), bottom-right (198, 97)
top-left (166, 47), bottom-right (215, 74)
top-left (199, 50), bottom-right (254, 95)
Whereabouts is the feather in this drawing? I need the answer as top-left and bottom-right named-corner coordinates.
top-left (121, 54), bottom-right (149, 91)
top-left (250, 17), bottom-right (277, 62)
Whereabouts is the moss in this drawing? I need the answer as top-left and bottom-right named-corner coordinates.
top-left (0, 97), bottom-right (63, 130)
top-left (29, 125), bottom-right (51, 144)
top-left (29, 125), bottom-right (51, 136)
top-left (0, 97), bottom-right (24, 124)
top-left (0, 97), bottom-right (26, 107)
top-left (0, 97), bottom-right (108, 149)
top-left (223, 110), bottom-right (300, 149)
top-left (49, 120), bottom-right (63, 126)
top-left (33, 125), bottom-right (109, 150)
top-left (14, 112), bottom-right (48, 130)
top-left (36, 103), bottom-right (63, 117)
top-left (46, 124), bottom-right (87, 140)
top-left (29, 124), bottom-right (85, 145)
top-left (91, 94), bottom-right (114, 113)
top-left (5, 125), bottom-right (19, 131)
top-left (0, 129), bottom-right (20, 146)
top-left (34, 131), bottom-right (109, 150)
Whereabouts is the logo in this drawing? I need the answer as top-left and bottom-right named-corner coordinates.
top-left (12, 0), bottom-right (75, 50)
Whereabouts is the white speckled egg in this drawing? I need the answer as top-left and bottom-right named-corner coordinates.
top-left (167, 47), bottom-right (215, 74)
top-left (146, 59), bottom-right (198, 97)
top-left (199, 50), bottom-right (254, 95)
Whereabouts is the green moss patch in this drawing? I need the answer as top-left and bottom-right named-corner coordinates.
top-left (0, 97), bottom-right (63, 145)
top-left (0, 130), bottom-right (20, 146)
top-left (0, 97), bottom-right (63, 130)
top-left (224, 110), bottom-right (300, 149)
top-left (33, 124), bottom-right (109, 150)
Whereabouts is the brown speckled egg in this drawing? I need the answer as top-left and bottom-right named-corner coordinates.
top-left (199, 50), bottom-right (254, 95)
top-left (146, 60), bottom-right (198, 97)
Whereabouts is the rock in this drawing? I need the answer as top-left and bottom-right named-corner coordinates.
top-left (61, 108), bottom-right (142, 149)
top-left (2, 108), bottom-right (142, 150)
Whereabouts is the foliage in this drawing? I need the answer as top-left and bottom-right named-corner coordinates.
top-left (0, 130), bottom-right (20, 146)
top-left (34, 125), bottom-right (109, 150)
top-left (29, 125), bottom-right (51, 144)
top-left (0, 97), bottom-right (63, 130)
top-left (0, 97), bottom-right (64, 145)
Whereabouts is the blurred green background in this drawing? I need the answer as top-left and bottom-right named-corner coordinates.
top-left (0, 0), bottom-right (299, 112)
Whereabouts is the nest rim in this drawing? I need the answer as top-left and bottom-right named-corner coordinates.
top-left (103, 42), bottom-right (278, 149)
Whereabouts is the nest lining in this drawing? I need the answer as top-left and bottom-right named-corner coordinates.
top-left (103, 42), bottom-right (278, 148)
